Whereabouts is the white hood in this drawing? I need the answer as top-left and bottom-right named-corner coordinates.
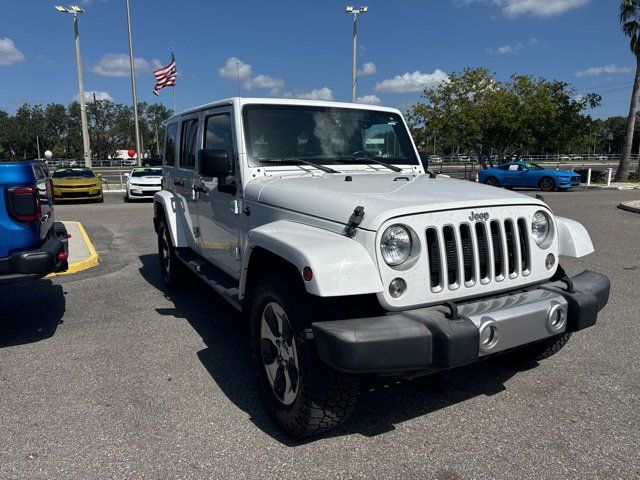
top-left (245, 173), bottom-right (546, 230)
top-left (129, 176), bottom-right (162, 185)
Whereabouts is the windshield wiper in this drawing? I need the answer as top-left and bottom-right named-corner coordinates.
top-left (336, 156), bottom-right (403, 173)
top-left (258, 157), bottom-right (340, 174)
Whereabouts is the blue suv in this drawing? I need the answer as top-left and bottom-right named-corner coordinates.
top-left (0, 161), bottom-right (68, 284)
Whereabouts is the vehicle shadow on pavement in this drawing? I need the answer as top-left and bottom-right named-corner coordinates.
top-left (138, 253), bottom-right (525, 446)
top-left (0, 279), bottom-right (66, 348)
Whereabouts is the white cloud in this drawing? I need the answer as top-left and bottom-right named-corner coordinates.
top-left (0, 38), bottom-right (25, 66)
top-left (374, 69), bottom-right (449, 93)
top-left (92, 53), bottom-right (161, 77)
top-left (251, 74), bottom-right (284, 89)
top-left (455, 0), bottom-right (589, 17)
top-left (358, 62), bottom-right (377, 77)
top-left (575, 64), bottom-right (632, 78)
top-left (487, 37), bottom-right (538, 55)
top-left (218, 56), bottom-right (283, 90)
top-left (218, 57), bottom-right (252, 82)
top-left (487, 42), bottom-right (524, 55)
top-left (356, 94), bottom-right (382, 105)
top-left (497, 0), bottom-right (589, 17)
top-left (277, 87), bottom-right (334, 101)
top-left (75, 91), bottom-right (113, 103)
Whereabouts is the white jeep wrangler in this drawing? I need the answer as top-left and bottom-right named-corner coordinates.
top-left (154, 98), bottom-right (610, 437)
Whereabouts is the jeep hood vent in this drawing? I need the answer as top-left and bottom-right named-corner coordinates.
top-left (245, 173), bottom-right (546, 230)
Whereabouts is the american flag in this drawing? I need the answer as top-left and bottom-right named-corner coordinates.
top-left (153, 53), bottom-right (177, 95)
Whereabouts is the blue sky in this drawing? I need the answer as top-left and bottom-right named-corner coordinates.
top-left (0, 0), bottom-right (635, 119)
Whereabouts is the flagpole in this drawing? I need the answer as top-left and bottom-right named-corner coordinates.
top-left (125, 0), bottom-right (143, 167)
top-left (173, 85), bottom-right (176, 113)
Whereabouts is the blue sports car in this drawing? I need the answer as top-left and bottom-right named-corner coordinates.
top-left (478, 161), bottom-right (581, 192)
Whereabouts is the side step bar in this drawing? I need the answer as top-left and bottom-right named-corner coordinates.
top-left (174, 249), bottom-right (243, 312)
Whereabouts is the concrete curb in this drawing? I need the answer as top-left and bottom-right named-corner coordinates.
top-left (582, 184), bottom-right (640, 191)
top-left (48, 222), bottom-right (99, 277)
top-left (618, 202), bottom-right (640, 215)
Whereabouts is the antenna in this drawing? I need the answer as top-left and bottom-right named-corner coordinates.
top-left (235, 58), bottom-right (240, 97)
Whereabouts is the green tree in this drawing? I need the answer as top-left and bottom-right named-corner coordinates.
top-left (144, 103), bottom-right (172, 155)
top-left (618, 0), bottom-right (640, 180)
top-left (407, 68), bottom-right (599, 168)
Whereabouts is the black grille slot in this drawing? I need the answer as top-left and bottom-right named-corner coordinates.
top-left (490, 220), bottom-right (503, 277)
top-left (475, 223), bottom-right (489, 279)
top-left (517, 218), bottom-right (530, 273)
top-left (505, 220), bottom-right (516, 275)
top-left (443, 226), bottom-right (458, 286)
top-left (460, 224), bottom-right (473, 283)
top-left (426, 228), bottom-right (441, 288)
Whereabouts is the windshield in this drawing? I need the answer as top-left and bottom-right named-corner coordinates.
top-left (52, 168), bottom-right (95, 178)
top-left (131, 167), bottom-right (162, 177)
top-left (522, 162), bottom-right (544, 171)
top-left (243, 105), bottom-right (419, 167)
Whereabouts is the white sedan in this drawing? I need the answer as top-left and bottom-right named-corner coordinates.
top-left (124, 167), bottom-right (163, 201)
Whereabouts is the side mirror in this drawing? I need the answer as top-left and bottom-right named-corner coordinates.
top-left (123, 173), bottom-right (130, 181)
top-left (198, 149), bottom-right (229, 177)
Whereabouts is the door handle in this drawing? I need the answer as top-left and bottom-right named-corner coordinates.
top-left (173, 178), bottom-right (185, 186)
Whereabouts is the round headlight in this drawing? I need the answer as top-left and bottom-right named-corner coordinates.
top-left (531, 211), bottom-right (550, 246)
top-left (380, 225), bottom-right (412, 266)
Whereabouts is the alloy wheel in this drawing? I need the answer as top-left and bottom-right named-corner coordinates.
top-left (540, 178), bottom-right (554, 191)
top-left (260, 302), bottom-right (300, 406)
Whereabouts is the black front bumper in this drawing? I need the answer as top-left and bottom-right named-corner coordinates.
top-left (312, 271), bottom-right (610, 374)
top-left (0, 222), bottom-right (68, 284)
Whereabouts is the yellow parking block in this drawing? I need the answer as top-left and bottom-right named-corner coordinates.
top-left (47, 221), bottom-right (99, 277)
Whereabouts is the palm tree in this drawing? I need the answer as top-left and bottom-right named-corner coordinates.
top-left (618, 0), bottom-right (640, 181)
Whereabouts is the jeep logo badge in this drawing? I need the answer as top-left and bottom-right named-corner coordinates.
top-left (468, 211), bottom-right (490, 222)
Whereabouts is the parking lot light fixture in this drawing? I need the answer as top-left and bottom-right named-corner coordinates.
top-left (54, 4), bottom-right (92, 168)
top-left (345, 6), bottom-right (368, 103)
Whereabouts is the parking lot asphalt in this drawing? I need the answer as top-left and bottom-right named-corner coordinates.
top-left (1, 189), bottom-right (639, 479)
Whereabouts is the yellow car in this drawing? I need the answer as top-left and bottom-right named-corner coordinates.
top-left (52, 167), bottom-right (104, 203)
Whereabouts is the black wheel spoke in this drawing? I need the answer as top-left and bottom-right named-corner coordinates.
top-left (259, 301), bottom-right (300, 406)
top-left (263, 304), bottom-right (281, 339)
top-left (273, 365), bottom-right (286, 400)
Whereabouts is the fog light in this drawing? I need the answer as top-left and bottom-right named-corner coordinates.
top-left (545, 253), bottom-right (555, 270)
top-left (389, 278), bottom-right (406, 298)
top-left (479, 321), bottom-right (499, 351)
top-left (546, 303), bottom-right (566, 333)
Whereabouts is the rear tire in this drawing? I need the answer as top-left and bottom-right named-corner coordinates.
top-left (484, 176), bottom-right (499, 187)
top-left (539, 176), bottom-right (556, 192)
top-left (499, 332), bottom-right (572, 365)
top-left (157, 219), bottom-right (189, 290)
top-left (249, 273), bottom-right (360, 437)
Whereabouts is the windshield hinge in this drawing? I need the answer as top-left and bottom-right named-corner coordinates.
top-left (345, 206), bottom-right (365, 238)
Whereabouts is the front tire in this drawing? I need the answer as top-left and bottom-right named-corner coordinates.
top-left (539, 176), bottom-right (556, 192)
top-left (499, 332), bottom-right (572, 365)
top-left (249, 274), bottom-right (360, 437)
top-left (157, 219), bottom-right (189, 289)
top-left (484, 176), bottom-right (499, 187)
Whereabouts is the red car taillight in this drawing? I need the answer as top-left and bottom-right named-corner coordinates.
top-left (6, 185), bottom-right (42, 222)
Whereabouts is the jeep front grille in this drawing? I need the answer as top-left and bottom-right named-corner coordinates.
top-left (425, 218), bottom-right (531, 291)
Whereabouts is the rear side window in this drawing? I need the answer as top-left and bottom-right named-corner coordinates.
top-left (179, 119), bottom-right (198, 169)
top-left (164, 123), bottom-right (178, 166)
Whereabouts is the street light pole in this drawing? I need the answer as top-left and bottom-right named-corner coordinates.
top-left (55, 5), bottom-right (92, 168)
top-left (345, 6), bottom-right (368, 103)
top-left (125, 0), bottom-right (143, 167)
